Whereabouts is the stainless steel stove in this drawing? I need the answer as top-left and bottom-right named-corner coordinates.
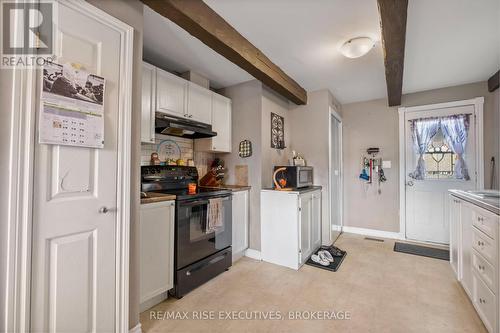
top-left (141, 165), bottom-right (232, 298)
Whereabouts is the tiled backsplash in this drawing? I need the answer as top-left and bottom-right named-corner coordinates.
top-left (141, 134), bottom-right (214, 177)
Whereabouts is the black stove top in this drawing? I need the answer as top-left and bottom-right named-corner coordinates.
top-left (152, 188), bottom-right (231, 201)
top-left (141, 165), bottom-right (231, 201)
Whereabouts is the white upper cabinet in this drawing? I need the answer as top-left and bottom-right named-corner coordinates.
top-left (212, 94), bottom-right (232, 152)
top-left (141, 62), bottom-right (156, 143)
top-left (156, 67), bottom-right (187, 118)
top-left (187, 82), bottom-right (212, 124)
top-left (194, 93), bottom-right (232, 153)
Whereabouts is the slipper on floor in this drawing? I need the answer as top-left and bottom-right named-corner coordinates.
top-left (318, 250), bottom-right (334, 263)
top-left (311, 254), bottom-right (330, 266)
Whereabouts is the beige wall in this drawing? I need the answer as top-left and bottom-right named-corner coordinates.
top-left (261, 86), bottom-right (292, 188)
top-left (220, 82), bottom-right (293, 250)
top-left (220, 80), bottom-right (263, 250)
top-left (289, 90), bottom-right (342, 245)
top-left (86, 0), bottom-right (143, 329)
top-left (342, 81), bottom-right (500, 233)
top-left (342, 99), bottom-right (400, 232)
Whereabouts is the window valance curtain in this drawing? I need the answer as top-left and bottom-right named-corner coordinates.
top-left (409, 114), bottom-right (470, 180)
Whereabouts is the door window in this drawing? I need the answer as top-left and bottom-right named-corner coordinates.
top-left (423, 129), bottom-right (458, 179)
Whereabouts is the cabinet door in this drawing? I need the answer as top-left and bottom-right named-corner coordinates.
top-left (311, 191), bottom-right (321, 250)
top-left (187, 82), bottom-right (212, 124)
top-left (299, 193), bottom-right (312, 264)
top-left (232, 190), bottom-right (249, 256)
top-left (156, 68), bottom-right (187, 118)
top-left (449, 195), bottom-right (461, 278)
top-left (140, 201), bottom-right (175, 304)
top-left (141, 62), bottom-right (156, 143)
top-left (472, 271), bottom-right (496, 333)
top-left (211, 94), bottom-right (232, 152)
top-left (461, 201), bottom-right (474, 298)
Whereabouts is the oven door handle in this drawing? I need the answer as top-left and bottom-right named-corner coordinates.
top-left (180, 200), bottom-right (209, 207)
top-left (185, 252), bottom-right (228, 276)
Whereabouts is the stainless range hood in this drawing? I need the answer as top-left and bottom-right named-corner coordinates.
top-left (155, 112), bottom-right (217, 139)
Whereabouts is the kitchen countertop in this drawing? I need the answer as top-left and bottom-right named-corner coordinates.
top-left (261, 185), bottom-right (322, 194)
top-left (449, 189), bottom-right (500, 215)
top-left (200, 185), bottom-right (251, 192)
top-left (140, 192), bottom-right (176, 204)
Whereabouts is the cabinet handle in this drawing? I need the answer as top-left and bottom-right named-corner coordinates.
top-left (189, 114), bottom-right (193, 118)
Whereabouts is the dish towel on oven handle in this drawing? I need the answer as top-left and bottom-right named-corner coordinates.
top-left (206, 197), bottom-right (223, 234)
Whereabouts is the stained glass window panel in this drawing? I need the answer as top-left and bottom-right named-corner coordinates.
top-left (424, 129), bottom-right (457, 179)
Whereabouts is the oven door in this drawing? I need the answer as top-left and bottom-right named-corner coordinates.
top-left (176, 195), bottom-right (232, 269)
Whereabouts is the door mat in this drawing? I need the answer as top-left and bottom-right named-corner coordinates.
top-left (305, 246), bottom-right (347, 272)
top-left (394, 242), bottom-right (449, 261)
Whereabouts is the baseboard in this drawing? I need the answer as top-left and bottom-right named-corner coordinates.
top-left (139, 291), bottom-right (169, 313)
top-left (342, 226), bottom-right (404, 240)
top-left (129, 323), bottom-right (142, 333)
top-left (244, 248), bottom-right (262, 260)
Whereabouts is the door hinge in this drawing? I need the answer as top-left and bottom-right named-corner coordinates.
top-left (299, 207), bottom-right (302, 211)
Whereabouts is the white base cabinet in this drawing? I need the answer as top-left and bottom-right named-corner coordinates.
top-left (232, 190), bottom-right (249, 261)
top-left (449, 193), bottom-right (499, 332)
top-left (140, 200), bottom-right (175, 311)
top-left (261, 188), bottom-right (322, 270)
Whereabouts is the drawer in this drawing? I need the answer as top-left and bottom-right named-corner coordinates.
top-left (472, 249), bottom-right (497, 293)
top-left (472, 208), bottom-right (498, 241)
top-left (472, 271), bottom-right (497, 333)
top-left (472, 227), bottom-right (497, 265)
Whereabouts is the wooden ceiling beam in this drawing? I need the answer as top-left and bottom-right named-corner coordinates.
top-left (488, 70), bottom-right (499, 92)
top-left (142, 0), bottom-right (307, 105)
top-left (377, 0), bottom-right (409, 107)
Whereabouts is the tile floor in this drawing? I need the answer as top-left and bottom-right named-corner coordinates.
top-left (140, 233), bottom-right (487, 333)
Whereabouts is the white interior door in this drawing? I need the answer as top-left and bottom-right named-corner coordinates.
top-left (330, 113), bottom-right (342, 242)
top-left (405, 105), bottom-right (477, 244)
top-left (30, 2), bottom-right (128, 332)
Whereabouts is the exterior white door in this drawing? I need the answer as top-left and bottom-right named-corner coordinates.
top-left (404, 105), bottom-right (478, 244)
top-left (30, 2), bottom-right (131, 332)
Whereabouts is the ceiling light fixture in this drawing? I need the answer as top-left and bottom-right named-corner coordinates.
top-left (340, 37), bottom-right (375, 59)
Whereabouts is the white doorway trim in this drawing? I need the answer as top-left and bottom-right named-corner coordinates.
top-left (328, 106), bottom-right (343, 245)
top-left (3, 1), bottom-right (134, 332)
top-left (398, 97), bottom-right (484, 240)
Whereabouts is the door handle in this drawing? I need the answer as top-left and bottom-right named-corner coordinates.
top-left (99, 206), bottom-right (114, 214)
top-left (406, 181), bottom-right (414, 187)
